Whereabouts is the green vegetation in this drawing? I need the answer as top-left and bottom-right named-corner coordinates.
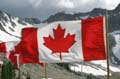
top-left (57, 63), bottom-right (70, 71)
top-left (1, 59), bottom-right (15, 79)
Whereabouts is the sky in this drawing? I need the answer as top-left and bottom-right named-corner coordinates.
top-left (0, 0), bottom-right (120, 20)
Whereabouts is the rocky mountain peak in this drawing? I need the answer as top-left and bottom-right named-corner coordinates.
top-left (114, 3), bottom-right (120, 11)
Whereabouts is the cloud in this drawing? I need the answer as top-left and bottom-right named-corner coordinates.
top-left (57, 0), bottom-right (74, 9)
top-left (104, 0), bottom-right (120, 9)
top-left (0, 0), bottom-right (120, 19)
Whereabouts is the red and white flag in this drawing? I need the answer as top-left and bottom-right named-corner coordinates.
top-left (20, 16), bottom-right (106, 62)
top-left (0, 42), bottom-right (19, 68)
top-left (0, 42), bottom-right (44, 67)
top-left (16, 41), bottom-right (44, 66)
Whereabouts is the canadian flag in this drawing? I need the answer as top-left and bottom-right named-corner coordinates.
top-left (16, 41), bottom-right (44, 66)
top-left (0, 42), bottom-right (19, 68)
top-left (0, 42), bottom-right (44, 67)
top-left (19, 16), bottom-right (106, 63)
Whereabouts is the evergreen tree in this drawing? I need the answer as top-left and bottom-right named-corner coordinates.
top-left (1, 59), bottom-right (15, 79)
top-left (26, 73), bottom-right (31, 79)
top-left (86, 74), bottom-right (94, 79)
top-left (57, 63), bottom-right (70, 71)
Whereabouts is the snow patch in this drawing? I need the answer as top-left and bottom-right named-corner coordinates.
top-left (70, 60), bottom-right (120, 76)
top-left (80, 15), bottom-right (89, 19)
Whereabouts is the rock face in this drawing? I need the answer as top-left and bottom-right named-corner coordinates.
top-left (23, 18), bottom-right (41, 24)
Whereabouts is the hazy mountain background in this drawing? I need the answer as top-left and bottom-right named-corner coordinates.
top-left (1, 3), bottom-right (120, 79)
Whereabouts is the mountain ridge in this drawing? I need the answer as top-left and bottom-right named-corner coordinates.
top-left (43, 4), bottom-right (120, 32)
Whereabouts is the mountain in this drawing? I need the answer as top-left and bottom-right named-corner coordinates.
top-left (23, 18), bottom-right (41, 24)
top-left (44, 4), bottom-right (120, 33)
top-left (43, 8), bottom-right (106, 23)
top-left (43, 8), bottom-right (106, 22)
top-left (0, 10), bottom-right (31, 42)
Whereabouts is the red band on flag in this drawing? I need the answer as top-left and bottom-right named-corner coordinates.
top-left (17, 27), bottom-right (44, 66)
top-left (0, 42), bottom-right (6, 53)
top-left (82, 17), bottom-right (106, 61)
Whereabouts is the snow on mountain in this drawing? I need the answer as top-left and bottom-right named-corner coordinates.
top-left (112, 35), bottom-right (120, 60)
top-left (69, 61), bottom-right (108, 76)
top-left (70, 60), bottom-right (120, 76)
top-left (79, 15), bottom-right (89, 19)
top-left (110, 31), bottom-right (120, 65)
top-left (0, 11), bottom-right (32, 42)
top-left (34, 23), bottom-right (48, 28)
top-left (0, 29), bottom-right (20, 42)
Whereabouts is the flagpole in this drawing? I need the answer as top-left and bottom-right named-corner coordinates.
top-left (71, 66), bottom-right (74, 79)
top-left (14, 54), bottom-right (20, 79)
top-left (105, 10), bottom-right (110, 79)
top-left (81, 63), bottom-right (83, 79)
top-left (44, 63), bottom-right (48, 79)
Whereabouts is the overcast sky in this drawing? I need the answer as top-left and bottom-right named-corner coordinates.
top-left (0, 0), bottom-right (120, 20)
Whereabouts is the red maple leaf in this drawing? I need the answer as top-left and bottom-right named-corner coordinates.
top-left (43, 24), bottom-right (76, 60)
